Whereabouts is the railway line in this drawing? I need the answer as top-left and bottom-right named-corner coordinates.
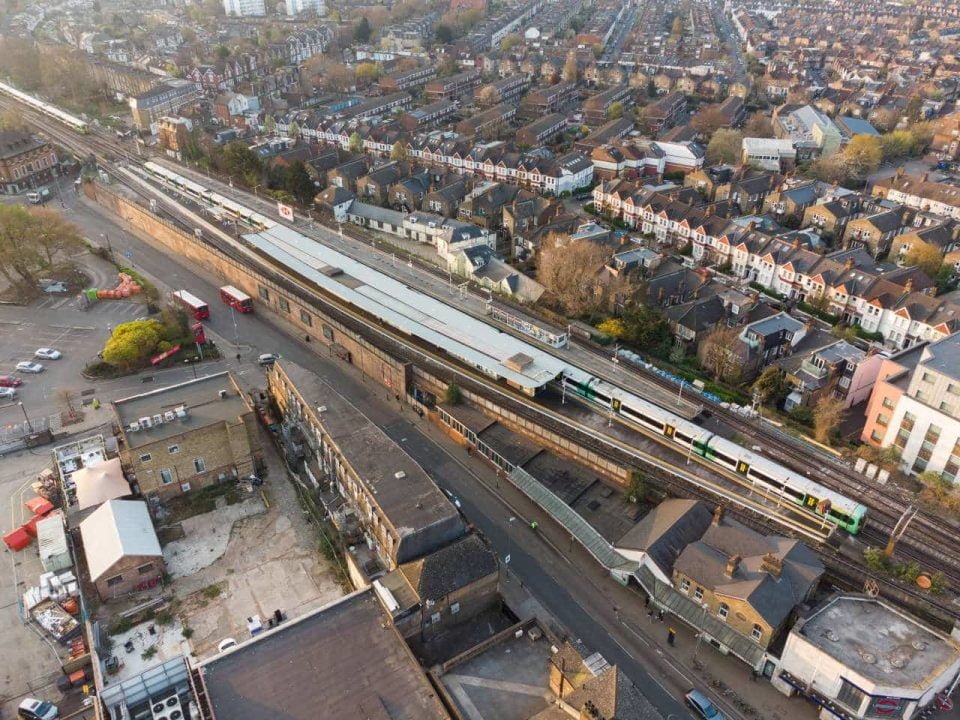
top-left (9, 90), bottom-right (960, 620)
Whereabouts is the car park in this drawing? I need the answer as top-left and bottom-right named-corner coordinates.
top-left (0, 375), bottom-right (24, 387)
top-left (18, 697), bottom-right (59, 720)
top-left (0, 387), bottom-right (17, 400)
top-left (685, 689), bottom-right (724, 719)
top-left (16, 362), bottom-right (45, 373)
top-left (34, 348), bottom-right (62, 360)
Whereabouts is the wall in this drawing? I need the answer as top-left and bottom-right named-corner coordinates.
top-left (95, 554), bottom-right (165, 601)
top-left (672, 569), bottom-right (773, 648)
top-left (415, 570), bottom-right (499, 641)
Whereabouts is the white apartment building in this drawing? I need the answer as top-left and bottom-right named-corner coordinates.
top-left (285, 0), bottom-right (325, 14)
top-left (223, 0), bottom-right (265, 16)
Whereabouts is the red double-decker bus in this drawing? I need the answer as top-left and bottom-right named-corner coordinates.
top-left (219, 285), bottom-right (254, 313)
top-left (172, 290), bottom-right (210, 319)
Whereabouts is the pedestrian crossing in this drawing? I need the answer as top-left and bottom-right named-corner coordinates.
top-left (34, 294), bottom-right (146, 317)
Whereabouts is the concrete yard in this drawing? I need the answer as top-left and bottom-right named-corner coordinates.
top-left (440, 631), bottom-right (554, 720)
top-left (165, 438), bottom-right (343, 660)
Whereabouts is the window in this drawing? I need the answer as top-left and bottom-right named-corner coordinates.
top-left (902, 412), bottom-right (916, 431)
top-left (450, 602), bottom-right (460, 615)
top-left (106, 575), bottom-right (124, 587)
top-left (139, 453), bottom-right (153, 463)
top-left (718, 603), bottom-right (729, 621)
top-left (948, 383), bottom-right (959, 396)
top-left (882, 396), bottom-right (895, 409)
top-left (752, 624), bottom-right (763, 642)
top-left (870, 430), bottom-right (883, 442)
top-left (922, 371), bottom-right (935, 383)
top-left (913, 457), bottom-right (928, 473)
top-left (138, 563), bottom-right (155, 575)
top-left (876, 413), bottom-right (889, 427)
top-left (694, 586), bottom-right (704, 601)
top-left (278, 297), bottom-right (290, 313)
top-left (894, 429), bottom-right (910, 449)
top-left (168, 444), bottom-right (179, 454)
top-left (940, 402), bottom-right (955, 414)
top-left (925, 425), bottom-right (942, 444)
top-left (160, 469), bottom-right (174, 485)
top-left (258, 286), bottom-right (269, 301)
top-left (194, 458), bottom-right (206, 473)
top-left (300, 309), bottom-right (312, 326)
top-left (836, 679), bottom-right (866, 711)
top-left (430, 612), bottom-right (441, 625)
top-left (680, 579), bottom-right (690, 593)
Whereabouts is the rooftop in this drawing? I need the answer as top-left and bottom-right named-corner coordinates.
top-left (797, 595), bottom-right (960, 689)
top-left (919, 332), bottom-right (960, 381)
top-left (113, 372), bottom-right (251, 449)
top-left (79, 500), bottom-right (162, 581)
top-left (199, 589), bottom-right (450, 720)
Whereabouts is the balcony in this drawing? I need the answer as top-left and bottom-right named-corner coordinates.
top-left (800, 360), bottom-right (829, 379)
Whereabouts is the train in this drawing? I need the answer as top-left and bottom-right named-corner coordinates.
top-left (142, 161), bottom-right (276, 230)
top-left (560, 368), bottom-right (868, 535)
top-left (137, 160), bottom-right (868, 537)
top-left (0, 80), bottom-right (89, 134)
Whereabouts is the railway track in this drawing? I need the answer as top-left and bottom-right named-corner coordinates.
top-left (12, 96), bottom-right (960, 619)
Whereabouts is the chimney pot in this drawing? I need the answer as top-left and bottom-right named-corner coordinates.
top-left (904, 277), bottom-right (914, 293)
top-left (712, 504), bottom-right (725, 526)
top-left (725, 554), bottom-right (742, 578)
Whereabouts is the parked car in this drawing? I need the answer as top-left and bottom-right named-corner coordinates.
top-left (16, 362), bottom-right (45, 373)
top-left (34, 348), bottom-right (62, 360)
top-left (685, 689), bottom-right (724, 719)
top-left (18, 697), bottom-right (59, 720)
top-left (218, 638), bottom-right (238, 652)
top-left (257, 353), bottom-right (280, 366)
top-left (0, 375), bottom-right (24, 387)
top-left (0, 387), bottom-right (17, 400)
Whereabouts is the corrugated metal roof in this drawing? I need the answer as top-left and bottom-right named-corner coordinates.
top-left (247, 225), bottom-right (567, 391)
top-left (79, 500), bottom-right (162, 581)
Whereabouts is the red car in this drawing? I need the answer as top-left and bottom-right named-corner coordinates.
top-left (0, 375), bottom-right (24, 387)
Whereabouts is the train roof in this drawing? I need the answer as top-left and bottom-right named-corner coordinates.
top-left (247, 224), bottom-right (567, 392)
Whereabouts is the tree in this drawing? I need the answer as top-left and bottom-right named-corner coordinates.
top-left (699, 326), bottom-right (742, 383)
top-left (903, 243), bottom-right (944, 277)
top-left (812, 394), bottom-right (846, 445)
top-left (752, 366), bottom-right (790, 407)
top-left (284, 161), bottom-right (316, 205)
top-left (592, 43), bottom-right (603, 59)
top-left (905, 95), bottom-right (924, 124)
top-left (354, 16), bottom-right (371, 43)
top-left (608, 101), bottom-right (624, 120)
top-left (843, 135), bottom-right (883, 178)
top-left (445, 383), bottom-right (463, 405)
top-left (355, 62), bottom-right (380, 86)
top-left (287, 121), bottom-right (301, 140)
top-left (691, 106), bottom-right (728, 138)
top-left (348, 131), bottom-right (364, 153)
top-left (597, 318), bottom-right (626, 338)
top-left (263, 115), bottom-right (276, 136)
top-left (476, 85), bottom-right (499, 106)
top-left (223, 142), bottom-right (263, 186)
top-left (671, 16), bottom-right (684, 37)
top-left (390, 141), bottom-right (408, 162)
top-left (30, 208), bottom-right (84, 266)
top-left (435, 24), bottom-right (454, 44)
top-left (0, 205), bottom-right (82, 289)
top-left (620, 304), bottom-right (672, 358)
top-left (706, 128), bottom-right (743, 164)
top-left (216, 44), bottom-right (230, 59)
top-left (500, 33), bottom-right (521, 52)
top-left (562, 52), bottom-right (578, 84)
top-left (872, 107), bottom-right (901, 133)
top-left (744, 112), bottom-right (774, 138)
top-left (537, 235), bottom-right (611, 316)
top-left (0, 110), bottom-right (27, 131)
top-left (646, 79), bottom-right (657, 98)
top-left (102, 320), bottom-right (165, 369)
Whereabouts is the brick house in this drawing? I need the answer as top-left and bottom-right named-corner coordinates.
top-left (327, 158), bottom-right (369, 192)
top-left (113, 373), bottom-right (262, 496)
top-left (423, 178), bottom-right (466, 217)
top-left (802, 199), bottom-right (858, 242)
top-left (0, 131), bottom-right (59, 195)
top-left (842, 208), bottom-right (909, 256)
top-left (358, 161), bottom-right (408, 205)
top-left (79, 499), bottom-right (164, 601)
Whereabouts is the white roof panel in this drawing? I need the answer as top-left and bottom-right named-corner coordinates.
top-left (79, 500), bottom-right (162, 581)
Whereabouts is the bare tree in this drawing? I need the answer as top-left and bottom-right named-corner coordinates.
top-left (813, 394), bottom-right (846, 444)
top-left (562, 52), bottom-right (578, 84)
top-left (691, 106), bottom-right (729, 137)
top-left (537, 234), bottom-right (611, 316)
top-left (743, 112), bottom-right (774, 138)
top-left (699, 326), bottom-right (743, 383)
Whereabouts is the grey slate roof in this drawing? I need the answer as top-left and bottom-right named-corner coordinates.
top-left (616, 499), bottom-right (713, 577)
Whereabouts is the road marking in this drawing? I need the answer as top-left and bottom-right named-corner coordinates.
top-left (446, 675), bottom-right (546, 697)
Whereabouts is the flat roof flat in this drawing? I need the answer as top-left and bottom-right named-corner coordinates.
top-left (246, 225), bottom-right (567, 391)
top-left (113, 373), bottom-right (249, 449)
top-left (278, 362), bottom-right (460, 535)
top-left (200, 589), bottom-right (450, 720)
top-left (797, 595), bottom-right (960, 689)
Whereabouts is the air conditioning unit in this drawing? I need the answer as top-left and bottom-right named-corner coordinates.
top-left (139, 416), bottom-right (153, 429)
top-left (164, 411), bottom-right (175, 422)
top-left (152, 414), bottom-right (163, 426)
top-left (175, 406), bottom-right (188, 418)
top-left (128, 422), bottom-right (141, 432)
top-left (150, 692), bottom-right (184, 720)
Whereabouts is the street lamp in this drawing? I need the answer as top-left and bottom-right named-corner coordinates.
top-left (184, 358), bottom-right (198, 379)
top-left (100, 232), bottom-right (113, 257)
top-left (18, 401), bottom-right (34, 434)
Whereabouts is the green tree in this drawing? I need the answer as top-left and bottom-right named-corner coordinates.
top-left (608, 101), bottom-right (624, 120)
top-left (646, 79), bottom-right (656, 98)
top-left (216, 44), bottom-right (230, 59)
top-left (905, 95), bottom-right (924, 124)
top-left (597, 317), bottom-right (626, 338)
top-left (287, 121), bottom-right (301, 140)
top-left (706, 128), bottom-right (743, 164)
top-left (390, 141), bottom-right (408, 162)
top-left (223, 142), bottom-right (263, 186)
top-left (354, 62), bottom-right (380, 86)
top-left (435, 24), bottom-right (454, 44)
top-left (102, 320), bottom-right (165, 368)
top-left (263, 115), bottom-right (276, 136)
top-left (843, 135), bottom-right (883, 177)
top-left (752, 366), bottom-right (790, 407)
top-left (445, 383), bottom-right (463, 405)
top-left (348, 131), bottom-right (364, 153)
top-left (620, 304), bottom-right (672, 358)
top-left (499, 33), bottom-right (521, 52)
top-left (354, 16), bottom-right (371, 43)
top-left (284, 161), bottom-right (316, 205)
top-left (903, 243), bottom-right (944, 277)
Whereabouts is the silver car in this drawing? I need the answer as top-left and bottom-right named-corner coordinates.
top-left (16, 361), bottom-right (44, 373)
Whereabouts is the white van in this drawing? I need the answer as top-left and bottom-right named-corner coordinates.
top-left (26, 188), bottom-right (51, 204)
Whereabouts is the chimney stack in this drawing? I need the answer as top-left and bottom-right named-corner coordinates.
top-left (844, 256), bottom-right (855, 271)
top-left (904, 277), bottom-right (914, 293)
top-left (712, 504), bottom-right (725, 526)
top-left (725, 554), bottom-right (742, 578)
top-left (921, 172), bottom-right (929, 183)
top-left (793, 236), bottom-right (801, 249)
top-left (760, 552), bottom-right (783, 578)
